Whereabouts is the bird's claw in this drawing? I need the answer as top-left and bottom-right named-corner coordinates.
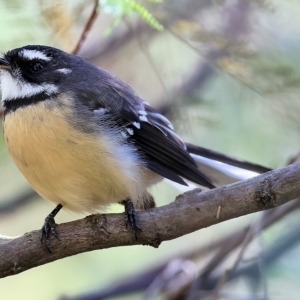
top-left (123, 200), bottom-right (142, 239)
top-left (40, 204), bottom-right (62, 253)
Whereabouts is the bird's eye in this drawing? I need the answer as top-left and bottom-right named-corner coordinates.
top-left (30, 61), bottom-right (43, 72)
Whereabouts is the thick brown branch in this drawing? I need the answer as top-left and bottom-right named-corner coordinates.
top-left (0, 162), bottom-right (300, 278)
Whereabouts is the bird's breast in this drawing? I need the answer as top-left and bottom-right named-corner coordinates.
top-left (3, 97), bottom-right (145, 212)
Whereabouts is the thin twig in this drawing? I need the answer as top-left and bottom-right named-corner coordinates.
top-left (72, 0), bottom-right (99, 55)
top-left (137, 41), bottom-right (171, 99)
top-left (189, 199), bottom-right (300, 294)
top-left (211, 213), bottom-right (264, 299)
top-left (123, 18), bottom-right (171, 99)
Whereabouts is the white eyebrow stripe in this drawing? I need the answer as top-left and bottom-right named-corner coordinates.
top-left (0, 72), bottom-right (58, 101)
top-left (21, 49), bottom-right (51, 61)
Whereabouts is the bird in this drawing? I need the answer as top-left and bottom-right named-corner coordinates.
top-left (0, 45), bottom-right (271, 252)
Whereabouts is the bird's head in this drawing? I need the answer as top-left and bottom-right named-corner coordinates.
top-left (0, 45), bottom-right (79, 103)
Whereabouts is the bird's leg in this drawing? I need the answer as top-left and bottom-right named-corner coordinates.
top-left (119, 199), bottom-right (142, 238)
top-left (41, 204), bottom-right (63, 253)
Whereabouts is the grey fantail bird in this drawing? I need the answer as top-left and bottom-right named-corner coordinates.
top-left (0, 45), bottom-right (271, 252)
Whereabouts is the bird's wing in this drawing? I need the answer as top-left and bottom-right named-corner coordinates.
top-left (89, 74), bottom-right (215, 188)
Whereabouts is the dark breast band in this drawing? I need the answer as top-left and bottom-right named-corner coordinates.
top-left (3, 92), bottom-right (56, 114)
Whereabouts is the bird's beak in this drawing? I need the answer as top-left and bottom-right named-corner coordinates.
top-left (0, 57), bottom-right (10, 70)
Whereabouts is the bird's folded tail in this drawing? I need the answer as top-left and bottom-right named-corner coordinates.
top-left (186, 143), bottom-right (272, 187)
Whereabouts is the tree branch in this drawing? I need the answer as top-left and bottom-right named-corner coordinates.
top-left (0, 162), bottom-right (300, 279)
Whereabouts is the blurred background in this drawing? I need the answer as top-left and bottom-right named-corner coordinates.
top-left (1, 0), bottom-right (300, 299)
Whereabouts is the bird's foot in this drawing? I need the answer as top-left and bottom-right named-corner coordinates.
top-left (121, 200), bottom-right (142, 238)
top-left (40, 204), bottom-right (62, 253)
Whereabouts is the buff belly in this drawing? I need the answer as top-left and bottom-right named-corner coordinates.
top-left (3, 99), bottom-right (151, 213)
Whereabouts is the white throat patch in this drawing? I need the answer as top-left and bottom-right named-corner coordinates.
top-left (0, 71), bottom-right (58, 101)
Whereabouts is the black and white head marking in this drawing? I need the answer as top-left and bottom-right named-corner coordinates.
top-left (0, 72), bottom-right (58, 102)
top-left (20, 49), bottom-right (52, 61)
top-left (0, 46), bottom-right (72, 108)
